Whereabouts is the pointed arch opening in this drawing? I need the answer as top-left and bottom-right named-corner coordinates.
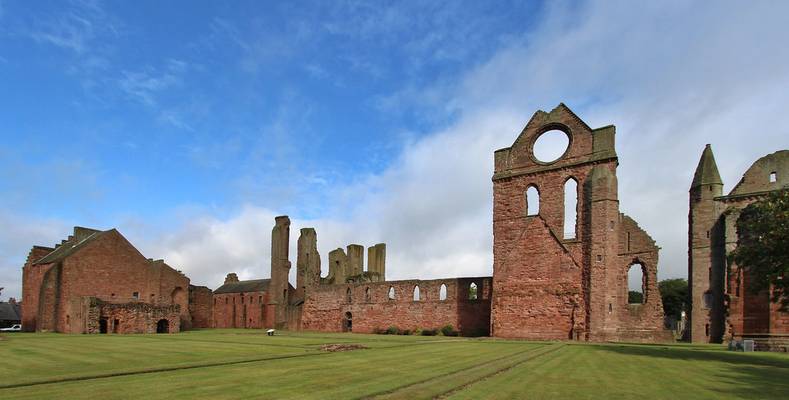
top-left (365, 287), bottom-right (371, 302)
top-left (388, 286), bottom-right (395, 300)
top-left (525, 186), bottom-right (540, 216)
top-left (346, 287), bottom-right (352, 304)
top-left (413, 285), bottom-right (421, 301)
top-left (439, 284), bottom-right (447, 301)
top-left (564, 178), bottom-right (578, 239)
top-left (469, 282), bottom-right (478, 300)
top-left (627, 262), bottom-right (646, 304)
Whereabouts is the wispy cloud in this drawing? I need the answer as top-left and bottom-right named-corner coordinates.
top-left (130, 0), bottom-right (789, 290)
top-left (30, 12), bottom-right (93, 53)
top-left (118, 59), bottom-right (187, 106)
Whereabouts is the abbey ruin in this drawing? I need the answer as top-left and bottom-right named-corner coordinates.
top-left (688, 146), bottom-right (789, 350)
top-left (19, 104), bottom-right (787, 346)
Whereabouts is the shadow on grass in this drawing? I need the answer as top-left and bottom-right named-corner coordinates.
top-left (596, 344), bottom-right (789, 399)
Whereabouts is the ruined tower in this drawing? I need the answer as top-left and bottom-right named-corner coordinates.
top-left (269, 216), bottom-right (291, 328)
top-left (296, 228), bottom-right (321, 300)
top-left (367, 243), bottom-right (386, 282)
top-left (490, 104), bottom-right (669, 342)
top-left (346, 244), bottom-right (364, 277)
top-left (688, 145), bottom-right (725, 343)
top-left (688, 147), bottom-right (789, 348)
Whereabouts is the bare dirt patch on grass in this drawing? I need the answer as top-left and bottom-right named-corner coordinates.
top-left (320, 343), bottom-right (368, 352)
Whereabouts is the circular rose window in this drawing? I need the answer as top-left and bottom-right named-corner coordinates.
top-left (532, 129), bottom-right (569, 163)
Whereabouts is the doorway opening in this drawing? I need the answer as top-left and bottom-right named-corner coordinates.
top-left (156, 319), bottom-right (169, 333)
top-left (344, 312), bottom-right (352, 332)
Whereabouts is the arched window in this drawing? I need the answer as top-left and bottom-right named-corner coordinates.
top-left (439, 284), bottom-right (447, 301)
top-left (627, 263), bottom-right (646, 304)
top-left (564, 178), bottom-right (577, 239)
top-left (365, 287), bottom-right (371, 302)
top-left (525, 186), bottom-right (539, 216)
top-left (346, 287), bottom-right (352, 304)
top-left (388, 286), bottom-right (396, 300)
top-left (413, 285), bottom-right (421, 301)
top-left (469, 282), bottom-right (478, 300)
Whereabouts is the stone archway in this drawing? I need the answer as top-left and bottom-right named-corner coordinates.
top-left (156, 319), bottom-right (169, 333)
top-left (343, 312), bottom-right (352, 332)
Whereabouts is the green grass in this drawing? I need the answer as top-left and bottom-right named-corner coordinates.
top-left (0, 330), bottom-right (786, 399)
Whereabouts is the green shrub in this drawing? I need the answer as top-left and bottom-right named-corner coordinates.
top-left (421, 328), bottom-right (437, 336)
top-left (440, 324), bottom-right (458, 337)
top-left (386, 326), bottom-right (400, 335)
top-left (399, 329), bottom-right (411, 335)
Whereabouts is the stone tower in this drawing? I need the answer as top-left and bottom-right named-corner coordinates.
top-left (688, 144), bottom-right (725, 343)
top-left (269, 216), bottom-right (291, 328)
top-left (296, 228), bottom-right (321, 300)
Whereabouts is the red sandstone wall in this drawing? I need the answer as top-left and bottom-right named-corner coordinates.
top-left (212, 291), bottom-right (269, 329)
top-left (491, 215), bottom-right (583, 339)
top-left (613, 216), bottom-right (671, 342)
top-left (86, 300), bottom-right (181, 334)
top-left (717, 197), bottom-right (789, 340)
top-left (301, 277), bottom-right (491, 336)
top-left (188, 285), bottom-right (213, 328)
top-left (492, 105), bottom-right (668, 342)
top-left (21, 257), bottom-right (54, 331)
top-left (31, 230), bottom-right (190, 333)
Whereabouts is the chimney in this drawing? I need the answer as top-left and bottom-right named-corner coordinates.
top-left (224, 273), bottom-right (239, 284)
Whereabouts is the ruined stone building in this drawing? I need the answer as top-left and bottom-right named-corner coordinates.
top-left (21, 227), bottom-right (212, 334)
top-left (263, 217), bottom-right (492, 336)
top-left (688, 146), bottom-right (789, 349)
top-left (490, 104), bottom-right (669, 341)
top-left (19, 105), bottom-right (675, 342)
top-left (249, 104), bottom-right (668, 342)
top-left (211, 273), bottom-right (277, 329)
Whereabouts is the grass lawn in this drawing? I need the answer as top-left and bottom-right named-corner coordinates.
top-left (0, 330), bottom-right (786, 399)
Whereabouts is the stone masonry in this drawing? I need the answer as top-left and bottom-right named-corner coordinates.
top-left (688, 146), bottom-right (789, 350)
top-left (490, 104), bottom-right (670, 341)
top-left (21, 227), bottom-right (191, 334)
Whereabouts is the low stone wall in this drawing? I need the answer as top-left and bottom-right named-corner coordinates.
top-left (301, 277), bottom-right (491, 336)
top-left (83, 297), bottom-right (180, 334)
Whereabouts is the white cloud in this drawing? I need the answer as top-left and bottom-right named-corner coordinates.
top-left (6, 1), bottom-right (789, 297)
top-left (0, 213), bottom-right (70, 301)
top-left (148, 1), bottom-right (789, 290)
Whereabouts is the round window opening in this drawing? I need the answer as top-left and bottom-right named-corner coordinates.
top-left (533, 129), bottom-right (570, 163)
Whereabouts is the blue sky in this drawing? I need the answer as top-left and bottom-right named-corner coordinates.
top-left (1, 1), bottom-right (539, 220)
top-left (2, 1), bottom-right (789, 301)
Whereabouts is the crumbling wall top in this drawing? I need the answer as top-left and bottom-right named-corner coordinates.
top-left (493, 104), bottom-right (617, 180)
top-left (727, 150), bottom-right (789, 197)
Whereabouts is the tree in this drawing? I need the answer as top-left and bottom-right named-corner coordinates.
top-left (730, 189), bottom-right (789, 310)
top-left (658, 278), bottom-right (688, 319)
top-left (628, 290), bottom-right (643, 304)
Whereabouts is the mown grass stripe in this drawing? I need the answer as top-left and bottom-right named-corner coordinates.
top-left (433, 344), bottom-right (565, 399)
top-left (357, 344), bottom-right (552, 400)
top-left (0, 351), bottom-right (329, 390)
